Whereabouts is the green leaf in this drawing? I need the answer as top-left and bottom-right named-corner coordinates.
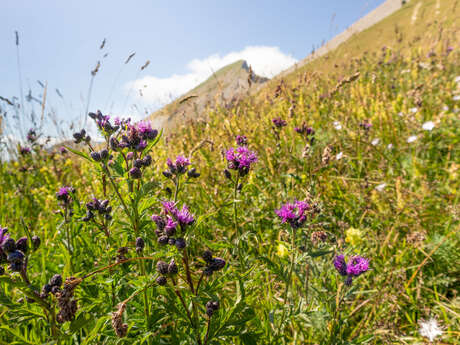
top-left (64, 145), bottom-right (93, 163)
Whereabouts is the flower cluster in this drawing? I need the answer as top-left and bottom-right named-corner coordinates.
top-left (294, 122), bottom-right (315, 143)
top-left (89, 111), bottom-right (119, 134)
top-left (0, 227), bottom-right (37, 273)
top-left (26, 129), bottom-right (38, 143)
top-left (202, 250), bottom-right (226, 276)
top-left (272, 117), bottom-right (287, 128)
top-left (56, 186), bottom-right (75, 206)
top-left (41, 274), bottom-right (63, 298)
top-left (90, 149), bottom-right (111, 162)
top-left (152, 202), bottom-right (194, 249)
top-left (236, 135), bottom-right (248, 146)
top-left (275, 200), bottom-right (312, 229)
top-left (225, 146), bottom-right (258, 176)
top-left (333, 254), bottom-right (369, 286)
top-left (19, 146), bottom-right (31, 155)
top-left (155, 259), bottom-right (178, 285)
top-left (359, 121), bottom-right (372, 131)
top-left (113, 120), bottom-right (158, 152)
top-left (83, 198), bottom-right (113, 222)
top-left (73, 129), bottom-right (91, 144)
top-left (205, 300), bottom-right (220, 317)
top-left (163, 155), bottom-right (199, 178)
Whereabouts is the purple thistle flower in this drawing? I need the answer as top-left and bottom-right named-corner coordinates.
top-left (56, 186), bottom-right (73, 204)
top-left (275, 200), bottom-right (311, 229)
top-left (359, 121), bottom-right (372, 130)
top-left (225, 146), bottom-right (258, 176)
top-left (272, 117), bottom-right (287, 128)
top-left (20, 147), bottom-right (31, 155)
top-left (166, 155), bottom-right (191, 175)
top-left (0, 227), bottom-right (9, 245)
top-left (136, 139), bottom-right (147, 151)
top-left (294, 124), bottom-right (315, 136)
top-left (236, 135), bottom-right (248, 146)
top-left (136, 121), bottom-right (158, 140)
top-left (165, 217), bottom-right (177, 236)
top-left (333, 254), bottom-right (370, 286)
top-left (59, 146), bottom-right (67, 154)
top-left (176, 205), bottom-right (195, 227)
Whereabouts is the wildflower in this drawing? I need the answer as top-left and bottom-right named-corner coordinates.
top-left (371, 138), bottom-right (380, 146)
top-left (333, 121), bottom-right (342, 130)
top-left (410, 107), bottom-right (418, 113)
top-left (275, 200), bottom-right (311, 229)
top-left (90, 151), bottom-right (102, 162)
top-left (16, 237), bottom-right (28, 253)
top-left (387, 143), bottom-right (393, 150)
top-left (453, 95), bottom-right (460, 101)
top-left (205, 300), bottom-right (219, 317)
top-left (175, 238), bottom-right (186, 250)
top-left (168, 260), bottom-right (178, 274)
top-left (164, 217), bottom-right (177, 236)
top-left (0, 227), bottom-right (9, 245)
top-left (295, 123), bottom-right (315, 136)
top-left (277, 242), bottom-right (288, 258)
top-left (398, 112), bottom-right (404, 117)
top-left (422, 121), bottom-right (435, 131)
top-left (310, 231), bottom-right (328, 246)
top-left (187, 167), bottom-right (200, 178)
top-left (419, 318), bottom-right (443, 342)
top-left (20, 147), bottom-right (31, 155)
top-left (455, 76), bottom-right (460, 84)
top-left (56, 277), bottom-right (81, 323)
top-left (156, 276), bottom-right (167, 285)
top-left (2, 238), bottom-right (16, 253)
top-left (56, 186), bottom-right (74, 204)
top-left (345, 227), bottom-right (363, 246)
top-left (375, 183), bottom-right (386, 192)
top-left (225, 146), bottom-right (258, 176)
top-left (156, 261), bottom-right (169, 275)
top-left (135, 237), bottom-right (145, 253)
top-left (129, 167), bottom-right (142, 179)
top-left (442, 105), bottom-right (449, 111)
top-left (334, 254), bottom-right (369, 286)
top-left (336, 152), bottom-right (343, 160)
top-left (359, 121), bottom-right (372, 130)
top-left (272, 117), bottom-right (287, 128)
top-left (59, 146), bottom-right (67, 154)
top-left (236, 135), bottom-right (248, 146)
top-left (31, 235), bottom-right (41, 251)
top-left (166, 155), bottom-right (191, 175)
top-left (27, 129), bottom-right (37, 143)
top-left (407, 135), bottom-right (417, 143)
top-left (112, 302), bottom-right (128, 338)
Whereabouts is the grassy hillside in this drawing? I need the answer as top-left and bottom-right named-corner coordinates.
top-left (0, 0), bottom-right (459, 344)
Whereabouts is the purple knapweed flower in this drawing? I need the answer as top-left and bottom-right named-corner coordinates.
top-left (20, 147), bottom-right (31, 155)
top-left (294, 124), bottom-right (315, 136)
top-left (166, 155), bottom-right (191, 175)
top-left (272, 117), bottom-right (287, 128)
top-left (136, 121), bottom-right (158, 140)
top-left (225, 146), bottom-right (258, 176)
top-left (275, 200), bottom-right (311, 229)
top-left (334, 254), bottom-right (370, 286)
top-left (59, 146), bottom-right (67, 154)
top-left (0, 227), bottom-right (9, 246)
top-left (236, 135), bottom-right (248, 146)
top-left (359, 121), bottom-right (372, 130)
top-left (56, 186), bottom-right (73, 204)
top-left (27, 129), bottom-right (37, 143)
top-left (161, 201), bottom-right (194, 228)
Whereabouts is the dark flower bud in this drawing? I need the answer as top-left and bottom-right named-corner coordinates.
top-left (49, 274), bottom-right (63, 287)
top-left (206, 300), bottom-right (219, 311)
top-left (187, 168), bottom-right (200, 178)
top-left (135, 237), bottom-right (145, 253)
top-left (175, 238), bottom-right (186, 250)
top-left (134, 159), bottom-right (144, 168)
top-left (202, 250), bottom-right (213, 263)
top-left (210, 257), bottom-right (226, 271)
top-left (7, 250), bottom-right (24, 263)
top-left (129, 167), bottom-right (142, 179)
top-left (126, 152), bottom-right (134, 160)
top-left (224, 169), bottom-right (232, 180)
top-left (101, 199), bottom-right (109, 209)
top-left (85, 135), bottom-right (91, 143)
top-left (51, 286), bottom-right (61, 294)
top-left (156, 276), bottom-right (167, 286)
top-left (88, 112), bottom-right (97, 119)
top-left (110, 137), bottom-right (119, 150)
top-left (168, 260), bottom-right (178, 274)
top-left (100, 149), bottom-right (109, 160)
top-left (165, 187), bottom-right (172, 196)
top-left (158, 236), bottom-right (169, 245)
top-left (2, 238), bottom-right (16, 253)
top-left (206, 307), bottom-right (214, 317)
top-left (106, 206), bottom-right (112, 213)
top-left (16, 237), bottom-right (28, 254)
top-left (165, 227), bottom-right (176, 237)
top-left (156, 261), bottom-right (168, 275)
top-left (105, 214), bottom-right (112, 221)
top-left (82, 211), bottom-right (94, 222)
top-left (162, 171), bottom-right (173, 178)
top-left (168, 238), bottom-right (176, 246)
top-left (91, 151), bottom-right (102, 162)
top-left (31, 236), bottom-right (40, 251)
top-left (42, 284), bottom-right (52, 296)
top-left (142, 155), bottom-right (152, 167)
top-left (9, 261), bottom-right (23, 272)
top-left (237, 183), bottom-right (243, 191)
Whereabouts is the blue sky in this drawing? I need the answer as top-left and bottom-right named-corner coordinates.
top-left (0, 0), bottom-right (384, 138)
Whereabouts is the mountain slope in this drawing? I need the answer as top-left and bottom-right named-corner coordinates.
top-left (148, 60), bottom-right (268, 130)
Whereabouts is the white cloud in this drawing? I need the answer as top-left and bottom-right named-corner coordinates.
top-left (126, 46), bottom-right (297, 107)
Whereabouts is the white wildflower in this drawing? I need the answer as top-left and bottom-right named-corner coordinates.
top-left (333, 121), bottom-right (342, 130)
top-left (455, 76), bottom-right (460, 83)
top-left (407, 135), bottom-right (417, 143)
top-left (371, 138), bottom-right (380, 146)
top-left (398, 112), bottom-right (404, 117)
top-left (422, 121), bottom-right (435, 131)
top-left (375, 183), bottom-right (386, 192)
top-left (336, 152), bottom-right (343, 160)
top-left (410, 107), bottom-right (418, 113)
top-left (453, 95), bottom-right (460, 101)
top-left (419, 318), bottom-right (443, 342)
top-left (387, 143), bottom-right (393, 150)
top-left (442, 105), bottom-right (449, 111)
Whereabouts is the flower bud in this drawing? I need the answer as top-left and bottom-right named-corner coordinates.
top-left (129, 167), bottom-right (142, 179)
top-left (16, 237), bottom-right (28, 254)
top-left (156, 276), bottom-right (167, 286)
top-left (31, 235), bottom-right (41, 251)
top-left (158, 236), bottom-right (169, 245)
top-left (224, 169), bottom-right (232, 180)
top-left (2, 238), bottom-right (16, 253)
top-left (175, 238), bottom-right (186, 250)
top-left (202, 250), bottom-right (213, 263)
top-left (162, 171), bottom-right (173, 178)
top-left (168, 238), bottom-right (176, 246)
top-left (100, 149), bottom-right (109, 160)
top-left (135, 237), bottom-right (145, 253)
top-left (210, 257), bottom-right (226, 271)
top-left (126, 152), bottom-right (134, 160)
top-left (49, 274), bottom-right (63, 287)
top-left (7, 250), bottom-right (24, 263)
top-left (142, 155), bottom-right (152, 167)
top-left (187, 168), bottom-right (200, 178)
top-left (134, 159), bottom-right (144, 168)
top-left (91, 152), bottom-right (102, 162)
top-left (156, 261), bottom-right (168, 275)
top-left (168, 260), bottom-right (178, 274)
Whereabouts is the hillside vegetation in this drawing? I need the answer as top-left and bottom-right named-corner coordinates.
top-left (0, 0), bottom-right (459, 344)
